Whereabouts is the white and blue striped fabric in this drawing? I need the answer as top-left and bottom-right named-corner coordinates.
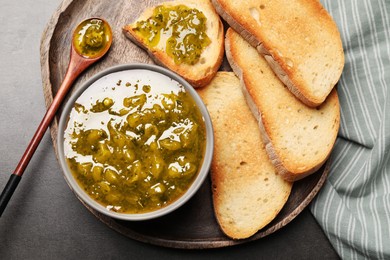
top-left (311, 0), bottom-right (390, 259)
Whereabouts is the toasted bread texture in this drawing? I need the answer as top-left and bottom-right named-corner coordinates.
top-left (197, 72), bottom-right (292, 239)
top-left (212, 0), bottom-right (344, 106)
top-left (123, 0), bottom-right (224, 88)
top-left (225, 28), bottom-right (340, 182)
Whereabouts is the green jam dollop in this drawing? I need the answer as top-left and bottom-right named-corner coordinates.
top-left (134, 5), bottom-right (211, 65)
top-left (73, 18), bottom-right (111, 58)
top-left (64, 73), bottom-right (206, 214)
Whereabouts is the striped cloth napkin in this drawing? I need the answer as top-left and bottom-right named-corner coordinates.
top-left (311, 0), bottom-right (390, 259)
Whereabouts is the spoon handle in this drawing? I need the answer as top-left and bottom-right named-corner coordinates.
top-left (0, 49), bottom-right (95, 217)
top-left (0, 175), bottom-right (21, 216)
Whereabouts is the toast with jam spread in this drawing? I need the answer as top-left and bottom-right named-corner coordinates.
top-left (123, 0), bottom-right (224, 88)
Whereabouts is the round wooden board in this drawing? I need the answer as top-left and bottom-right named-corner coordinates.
top-left (40, 0), bottom-right (330, 249)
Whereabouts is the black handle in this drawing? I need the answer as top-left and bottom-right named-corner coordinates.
top-left (0, 174), bottom-right (22, 217)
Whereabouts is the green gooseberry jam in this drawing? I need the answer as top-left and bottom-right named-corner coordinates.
top-left (133, 5), bottom-right (211, 65)
top-left (64, 70), bottom-right (206, 214)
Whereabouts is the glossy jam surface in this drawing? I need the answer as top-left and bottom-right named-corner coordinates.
top-left (64, 70), bottom-right (206, 214)
top-left (134, 5), bottom-right (211, 65)
top-left (73, 18), bottom-right (111, 58)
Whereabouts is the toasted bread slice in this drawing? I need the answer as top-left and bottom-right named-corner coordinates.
top-left (197, 72), bottom-right (292, 239)
top-left (225, 28), bottom-right (340, 182)
top-left (123, 0), bottom-right (224, 88)
top-left (212, 0), bottom-right (344, 106)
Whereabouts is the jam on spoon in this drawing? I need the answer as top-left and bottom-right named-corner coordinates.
top-left (0, 18), bottom-right (113, 217)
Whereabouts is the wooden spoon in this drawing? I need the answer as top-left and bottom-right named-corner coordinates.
top-left (0, 18), bottom-right (113, 217)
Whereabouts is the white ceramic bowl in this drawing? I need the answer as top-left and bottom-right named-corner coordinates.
top-left (57, 63), bottom-right (213, 221)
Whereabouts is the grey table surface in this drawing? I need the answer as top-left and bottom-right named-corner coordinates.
top-left (0, 1), bottom-right (339, 259)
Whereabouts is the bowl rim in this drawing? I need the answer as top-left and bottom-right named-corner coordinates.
top-left (57, 63), bottom-right (214, 221)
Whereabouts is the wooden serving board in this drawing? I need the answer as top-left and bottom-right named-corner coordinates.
top-left (40, 0), bottom-right (330, 249)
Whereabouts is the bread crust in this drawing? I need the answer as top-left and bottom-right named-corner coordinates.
top-left (225, 28), bottom-right (340, 181)
top-left (212, 0), bottom-right (344, 106)
top-left (123, 0), bottom-right (224, 88)
top-left (197, 72), bottom-right (292, 239)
